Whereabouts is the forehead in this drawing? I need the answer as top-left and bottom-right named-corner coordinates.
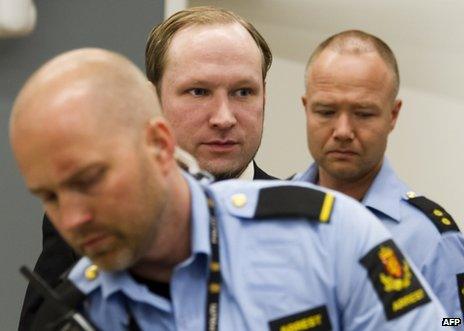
top-left (163, 23), bottom-right (263, 81)
top-left (12, 87), bottom-right (129, 187)
top-left (307, 51), bottom-right (394, 101)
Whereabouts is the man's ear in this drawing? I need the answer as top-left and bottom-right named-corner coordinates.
top-left (390, 99), bottom-right (402, 131)
top-left (301, 95), bottom-right (307, 109)
top-left (145, 117), bottom-right (176, 168)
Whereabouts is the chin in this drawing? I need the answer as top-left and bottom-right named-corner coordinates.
top-left (91, 248), bottom-right (135, 272)
top-left (201, 161), bottom-right (238, 177)
top-left (211, 165), bottom-right (247, 181)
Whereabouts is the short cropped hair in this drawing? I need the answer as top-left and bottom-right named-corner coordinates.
top-left (145, 6), bottom-right (273, 96)
top-left (306, 30), bottom-right (400, 98)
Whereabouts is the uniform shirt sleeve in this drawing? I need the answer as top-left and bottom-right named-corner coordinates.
top-left (421, 231), bottom-right (464, 324)
top-left (330, 194), bottom-right (447, 330)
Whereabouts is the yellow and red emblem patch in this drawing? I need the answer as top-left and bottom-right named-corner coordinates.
top-left (378, 245), bottom-right (412, 292)
top-left (360, 239), bottom-right (430, 320)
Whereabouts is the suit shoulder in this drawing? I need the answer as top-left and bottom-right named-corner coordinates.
top-left (405, 191), bottom-right (460, 234)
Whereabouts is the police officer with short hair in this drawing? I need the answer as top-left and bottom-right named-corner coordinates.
top-left (10, 48), bottom-right (448, 330)
top-left (297, 29), bottom-right (464, 324)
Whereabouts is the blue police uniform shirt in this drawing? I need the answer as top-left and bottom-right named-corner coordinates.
top-left (68, 173), bottom-right (447, 330)
top-left (294, 159), bottom-right (464, 323)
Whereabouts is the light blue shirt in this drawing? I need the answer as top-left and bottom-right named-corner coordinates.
top-left (295, 159), bottom-right (464, 324)
top-left (69, 173), bottom-right (446, 330)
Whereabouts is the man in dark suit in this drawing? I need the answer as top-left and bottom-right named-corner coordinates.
top-left (19, 6), bottom-right (275, 330)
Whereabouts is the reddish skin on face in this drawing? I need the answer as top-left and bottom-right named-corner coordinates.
top-left (160, 23), bottom-right (265, 178)
top-left (302, 50), bottom-right (401, 192)
top-left (12, 90), bottom-right (170, 271)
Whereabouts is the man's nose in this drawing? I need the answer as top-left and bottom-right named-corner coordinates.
top-left (333, 113), bottom-right (355, 141)
top-left (209, 94), bottom-right (237, 129)
top-left (57, 194), bottom-right (92, 231)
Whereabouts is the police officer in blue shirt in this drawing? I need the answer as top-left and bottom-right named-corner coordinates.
top-left (10, 48), bottom-right (447, 330)
top-left (296, 29), bottom-right (464, 324)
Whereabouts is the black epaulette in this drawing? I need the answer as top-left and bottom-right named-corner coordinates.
top-left (253, 185), bottom-right (335, 222)
top-left (405, 191), bottom-right (460, 234)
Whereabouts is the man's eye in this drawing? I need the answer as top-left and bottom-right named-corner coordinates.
top-left (315, 109), bottom-right (335, 117)
top-left (188, 88), bottom-right (208, 96)
top-left (234, 88), bottom-right (252, 97)
top-left (355, 111), bottom-right (374, 118)
top-left (41, 192), bottom-right (58, 204)
top-left (74, 168), bottom-right (106, 191)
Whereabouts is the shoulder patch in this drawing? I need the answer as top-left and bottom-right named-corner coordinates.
top-left (360, 239), bottom-right (431, 320)
top-left (254, 186), bottom-right (334, 223)
top-left (268, 305), bottom-right (332, 331)
top-left (406, 195), bottom-right (460, 234)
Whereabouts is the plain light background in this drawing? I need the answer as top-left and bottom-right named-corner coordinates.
top-left (189, 0), bottom-right (464, 230)
top-left (0, 1), bottom-right (164, 328)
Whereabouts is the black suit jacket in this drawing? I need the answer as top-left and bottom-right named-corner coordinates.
top-left (253, 161), bottom-right (277, 180)
top-left (18, 162), bottom-right (275, 330)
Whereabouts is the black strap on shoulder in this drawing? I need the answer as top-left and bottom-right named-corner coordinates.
top-left (406, 196), bottom-right (460, 234)
top-left (255, 186), bottom-right (334, 223)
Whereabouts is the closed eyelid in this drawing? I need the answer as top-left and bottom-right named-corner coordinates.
top-left (65, 165), bottom-right (106, 188)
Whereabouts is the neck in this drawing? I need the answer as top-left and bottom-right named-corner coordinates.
top-left (130, 169), bottom-right (191, 282)
top-left (318, 162), bottom-right (382, 201)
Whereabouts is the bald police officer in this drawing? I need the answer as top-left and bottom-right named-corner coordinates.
top-left (296, 29), bottom-right (464, 323)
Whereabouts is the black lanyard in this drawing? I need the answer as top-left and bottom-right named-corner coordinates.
top-left (204, 190), bottom-right (222, 331)
top-left (125, 186), bottom-right (222, 331)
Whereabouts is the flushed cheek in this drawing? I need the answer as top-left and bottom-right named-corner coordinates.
top-left (165, 111), bottom-right (207, 144)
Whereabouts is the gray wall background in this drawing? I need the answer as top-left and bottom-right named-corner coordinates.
top-left (0, 1), bottom-right (163, 329)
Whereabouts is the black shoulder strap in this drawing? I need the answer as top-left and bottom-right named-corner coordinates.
top-left (255, 185), bottom-right (334, 223)
top-left (406, 195), bottom-right (460, 234)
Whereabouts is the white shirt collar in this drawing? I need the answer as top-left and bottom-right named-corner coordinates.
top-left (237, 162), bottom-right (254, 181)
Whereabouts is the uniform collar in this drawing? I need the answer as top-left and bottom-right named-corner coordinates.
top-left (361, 159), bottom-right (409, 222)
top-left (294, 163), bottom-right (319, 183)
top-left (69, 258), bottom-right (172, 310)
top-left (183, 171), bottom-right (211, 257)
top-left (297, 160), bottom-right (408, 222)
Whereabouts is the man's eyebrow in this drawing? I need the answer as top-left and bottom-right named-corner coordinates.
top-left (312, 101), bottom-right (334, 107)
top-left (232, 78), bottom-right (261, 86)
top-left (352, 102), bottom-right (380, 109)
top-left (176, 76), bottom-right (261, 87)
